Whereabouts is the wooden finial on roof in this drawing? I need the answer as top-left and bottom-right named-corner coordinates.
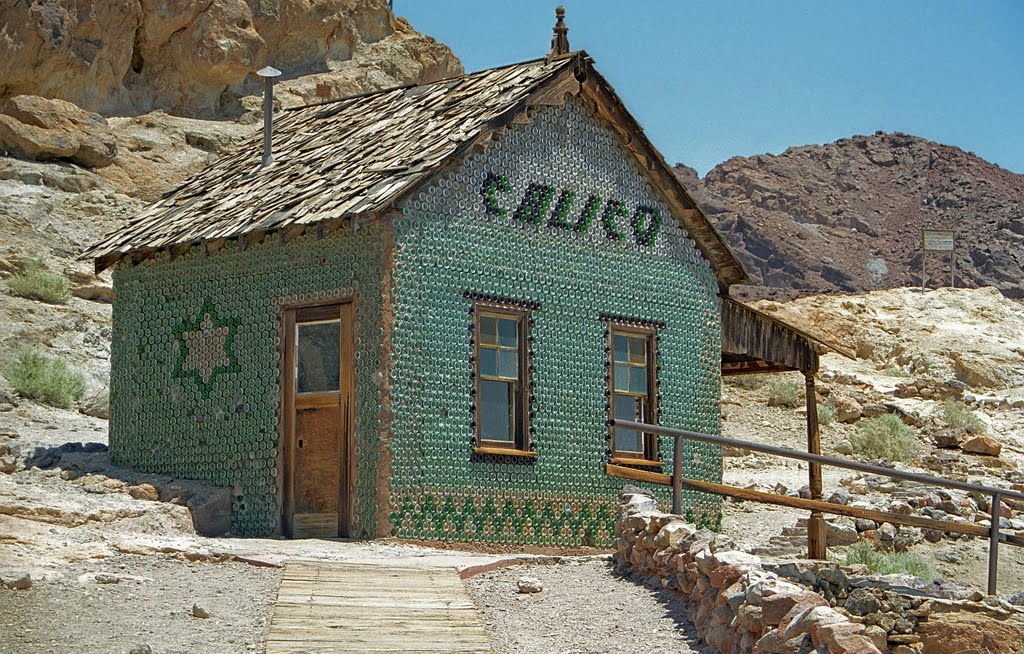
top-left (548, 5), bottom-right (570, 59)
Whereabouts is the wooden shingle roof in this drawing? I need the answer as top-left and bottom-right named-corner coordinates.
top-left (84, 52), bottom-right (749, 288)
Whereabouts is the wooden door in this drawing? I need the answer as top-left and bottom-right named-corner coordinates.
top-left (283, 302), bottom-right (353, 538)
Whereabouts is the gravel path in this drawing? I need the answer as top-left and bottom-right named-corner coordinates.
top-left (465, 559), bottom-right (712, 654)
top-left (0, 554), bottom-right (281, 654)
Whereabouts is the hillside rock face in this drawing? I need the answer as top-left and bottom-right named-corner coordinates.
top-left (0, 96), bottom-right (118, 169)
top-left (753, 287), bottom-right (1024, 390)
top-left (676, 132), bottom-right (1024, 299)
top-left (0, 0), bottom-right (462, 117)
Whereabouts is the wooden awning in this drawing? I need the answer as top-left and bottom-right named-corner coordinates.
top-left (720, 297), bottom-right (851, 376)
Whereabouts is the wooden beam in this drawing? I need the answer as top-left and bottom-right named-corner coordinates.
top-left (721, 359), bottom-right (798, 376)
top-left (606, 463), bottom-right (671, 486)
top-left (675, 475), bottom-right (990, 538)
top-left (606, 463), bottom-right (990, 538)
top-left (806, 373), bottom-right (826, 560)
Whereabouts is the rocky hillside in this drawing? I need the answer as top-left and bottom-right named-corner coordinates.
top-left (0, 0), bottom-right (461, 118)
top-left (0, 1), bottom-right (461, 414)
top-left (675, 132), bottom-right (1024, 299)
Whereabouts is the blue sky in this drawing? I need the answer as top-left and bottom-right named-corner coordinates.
top-left (397, 1), bottom-right (1023, 176)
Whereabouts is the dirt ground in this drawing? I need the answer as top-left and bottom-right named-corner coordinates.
top-left (465, 559), bottom-right (712, 654)
top-left (0, 555), bottom-right (280, 654)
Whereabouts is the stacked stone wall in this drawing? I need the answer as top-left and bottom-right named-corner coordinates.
top-left (614, 489), bottom-right (1024, 653)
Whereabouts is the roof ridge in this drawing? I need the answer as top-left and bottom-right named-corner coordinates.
top-left (283, 54), bottom-right (578, 113)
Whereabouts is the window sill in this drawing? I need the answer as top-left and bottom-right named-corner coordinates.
top-left (609, 456), bottom-right (664, 468)
top-left (474, 446), bottom-right (537, 459)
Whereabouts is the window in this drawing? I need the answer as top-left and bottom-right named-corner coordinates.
top-left (607, 323), bottom-right (659, 464)
top-left (472, 301), bottom-right (533, 456)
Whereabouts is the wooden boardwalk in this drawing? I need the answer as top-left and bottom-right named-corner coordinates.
top-left (265, 560), bottom-right (494, 654)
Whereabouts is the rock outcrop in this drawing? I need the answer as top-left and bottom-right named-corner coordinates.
top-left (752, 287), bottom-right (1024, 390)
top-left (0, 0), bottom-right (462, 118)
top-left (0, 96), bottom-right (117, 169)
top-left (676, 132), bottom-right (1024, 299)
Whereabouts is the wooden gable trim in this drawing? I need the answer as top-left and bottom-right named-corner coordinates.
top-left (576, 64), bottom-right (749, 290)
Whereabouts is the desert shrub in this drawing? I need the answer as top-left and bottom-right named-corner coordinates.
top-left (818, 404), bottom-right (836, 427)
top-left (942, 399), bottom-right (986, 434)
top-left (726, 374), bottom-right (768, 390)
top-left (844, 541), bottom-right (935, 582)
top-left (767, 379), bottom-right (801, 407)
top-left (3, 260), bottom-right (71, 304)
top-left (849, 414), bottom-right (919, 462)
top-left (2, 347), bottom-right (86, 409)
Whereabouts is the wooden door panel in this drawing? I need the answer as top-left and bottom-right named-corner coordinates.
top-left (282, 301), bottom-right (353, 539)
top-left (293, 403), bottom-right (341, 538)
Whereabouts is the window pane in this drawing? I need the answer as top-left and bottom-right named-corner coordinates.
top-left (613, 334), bottom-right (628, 363)
top-left (614, 394), bottom-right (642, 453)
top-left (629, 336), bottom-right (646, 364)
top-left (479, 348), bottom-right (497, 378)
top-left (296, 321), bottom-right (340, 393)
top-left (629, 366), bottom-right (647, 394)
top-left (480, 316), bottom-right (497, 346)
top-left (498, 317), bottom-right (518, 348)
top-left (614, 364), bottom-right (629, 392)
top-left (499, 349), bottom-right (518, 379)
top-left (480, 379), bottom-right (513, 442)
top-left (615, 428), bottom-right (642, 453)
top-left (614, 394), bottom-right (637, 421)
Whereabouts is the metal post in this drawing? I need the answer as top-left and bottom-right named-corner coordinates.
top-left (262, 76), bottom-right (273, 165)
top-left (989, 492), bottom-right (1001, 595)
top-left (256, 66), bottom-right (282, 167)
top-left (951, 239), bottom-right (956, 289)
top-left (921, 229), bottom-right (926, 292)
top-left (805, 373), bottom-right (826, 560)
top-left (672, 435), bottom-right (683, 515)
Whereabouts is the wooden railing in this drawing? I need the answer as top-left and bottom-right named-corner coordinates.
top-left (607, 419), bottom-right (1024, 596)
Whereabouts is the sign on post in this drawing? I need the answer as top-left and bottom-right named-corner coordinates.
top-left (921, 228), bottom-right (957, 289)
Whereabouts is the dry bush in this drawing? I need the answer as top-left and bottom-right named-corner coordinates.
top-left (849, 414), bottom-right (919, 462)
top-left (4, 260), bottom-right (71, 304)
top-left (844, 541), bottom-right (935, 582)
top-left (942, 399), bottom-right (986, 434)
top-left (2, 347), bottom-right (86, 409)
top-left (767, 379), bottom-right (801, 407)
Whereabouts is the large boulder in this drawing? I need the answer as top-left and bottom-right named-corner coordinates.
top-left (0, 0), bottom-right (461, 117)
top-left (919, 612), bottom-right (1024, 654)
top-left (961, 434), bottom-right (1002, 457)
top-left (0, 96), bottom-right (117, 168)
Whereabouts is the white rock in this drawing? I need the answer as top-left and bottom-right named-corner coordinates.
top-left (516, 577), bottom-right (543, 594)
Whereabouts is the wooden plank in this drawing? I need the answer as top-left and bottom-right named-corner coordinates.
top-left (805, 373), bottom-right (827, 560)
top-left (606, 463), bottom-right (990, 538)
top-left (265, 561), bottom-right (493, 653)
top-left (605, 463), bottom-right (671, 486)
top-left (267, 643), bottom-right (487, 654)
top-left (676, 475), bottom-right (990, 538)
top-left (274, 597), bottom-right (474, 609)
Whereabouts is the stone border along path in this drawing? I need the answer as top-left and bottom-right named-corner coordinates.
top-left (265, 560), bottom-right (494, 653)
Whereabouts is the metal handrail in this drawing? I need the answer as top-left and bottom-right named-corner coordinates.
top-left (610, 419), bottom-right (1019, 595)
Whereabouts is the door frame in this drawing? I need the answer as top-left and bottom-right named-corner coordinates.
top-left (279, 299), bottom-right (355, 538)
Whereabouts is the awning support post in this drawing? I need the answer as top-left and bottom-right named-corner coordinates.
top-left (805, 372), bottom-right (826, 560)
